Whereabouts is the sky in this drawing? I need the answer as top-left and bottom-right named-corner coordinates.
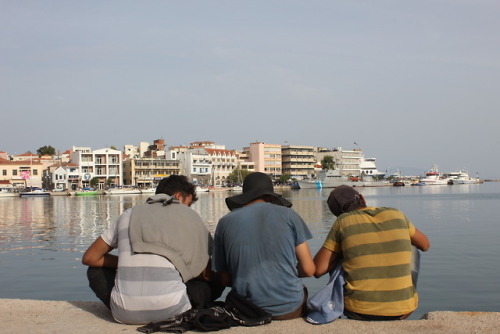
top-left (2, 1), bottom-right (500, 178)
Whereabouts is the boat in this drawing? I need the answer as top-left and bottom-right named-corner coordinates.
top-left (419, 164), bottom-right (452, 185)
top-left (195, 186), bottom-right (210, 193)
top-left (140, 187), bottom-right (157, 194)
top-left (229, 185), bottom-right (243, 192)
top-left (0, 189), bottom-right (18, 198)
top-left (19, 187), bottom-right (51, 197)
top-left (297, 169), bottom-right (389, 189)
top-left (448, 170), bottom-right (482, 184)
top-left (75, 188), bottom-right (101, 196)
top-left (105, 186), bottom-right (142, 195)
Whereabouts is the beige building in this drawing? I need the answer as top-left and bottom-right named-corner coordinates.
top-left (123, 154), bottom-right (181, 187)
top-left (71, 146), bottom-right (123, 189)
top-left (0, 157), bottom-right (44, 188)
top-left (281, 145), bottom-right (315, 179)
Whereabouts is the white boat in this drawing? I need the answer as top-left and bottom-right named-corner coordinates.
top-left (449, 170), bottom-right (481, 184)
top-left (0, 189), bottom-right (18, 198)
top-left (229, 186), bottom-right (243, 192)
top-left (19, 187), bottom-right (51, 197)
top-left (105, 186), bottom-right (142, 195)
top-left (297, 169), bottom-right (388, 189)
top-left (195, 186), bottom-right (210, 193)
top-left (140, 187), bottom-right (157, 194)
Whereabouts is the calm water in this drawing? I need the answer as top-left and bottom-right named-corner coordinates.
top-left (1, 183), bottom-right (499, 319)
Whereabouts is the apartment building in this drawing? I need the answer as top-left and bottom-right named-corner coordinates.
top-left (245, 142), bottom-right (282, 177)
top-left (281, 145), bottom-right (315, 179)
top-left (314, 147), bottom-right (363, 176)
top-left (177, 148), bottom-right (212, 186)
top-left (123, 150), bottom-right (180, 187)
top-left (71, 146), bottom-right (123, 189)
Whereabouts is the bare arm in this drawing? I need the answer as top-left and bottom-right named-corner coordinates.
top-left (313, 247), bottom-right (340, 278)
top-left (296, 242), bottom-right (315, 277)
top-left (411, 228), bottom-right (430, 251)
top-left (82, 237), bottom-right (118, 268)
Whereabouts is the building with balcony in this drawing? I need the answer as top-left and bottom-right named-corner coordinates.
top-left (0, 157), bottom-right (44, 188)
top-left (245, 142), bottom-right (282, 178)
top-left (123, 150), bottom-right (180, 187)
top-left (177, 148), bottom-right (212, 186)
top-left (314, 147), bottom-right (363, 176)
top-left (71, 146), bottom-right (123, 189)
top-left (281, 145), bottom-right (315, 179)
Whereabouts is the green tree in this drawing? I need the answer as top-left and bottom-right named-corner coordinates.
top-left (321, 155), bottom-right (335, 170)
top-left (110, 146), bottom-right (118, 150)
top-left (36, 145), bottom-right (56, 157)
top-left (228, 168), bottom-right (252, 184)
top-left (90, 177), bottom-right (99, 188)
top-left (278, 173), bottom-right (291, 184)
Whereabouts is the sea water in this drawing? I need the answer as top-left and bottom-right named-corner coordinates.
top-left (1, 183), bottom-right (499, 319)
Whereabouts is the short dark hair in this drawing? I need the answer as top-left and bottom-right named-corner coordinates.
top-left (155, 175), bottom-right (198, 203)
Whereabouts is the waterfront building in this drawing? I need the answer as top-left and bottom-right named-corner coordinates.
top-left (244, 142), bottom-right (282, 178)
top-left (123, 150), bottom-right (180, 187)
top-left (204, 147), bottom-right (237, 187)
top-left (0, 157), bottom-right (44, 188)
top-left (281, 145), bottom-right (315, 179)
top-left (314, 147), bottom-right (363, 177)
top-left (48, 163), bottom-right (80, 191)
top-left (177, 147), bottom-right (212, 186)
top-left (71, 146), bottom-right (122, 189)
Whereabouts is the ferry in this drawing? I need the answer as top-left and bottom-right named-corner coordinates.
top-left (297, 169), bottom-right (388, 189)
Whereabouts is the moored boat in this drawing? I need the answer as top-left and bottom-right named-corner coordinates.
top-left (19, 187), bottom-right (51, 197)
top-left (75, 188), bottom-right (101, 196)
top-left (448, 170), bottom-right (482, 184)
top-left (419, 164), bottom-right (452, 185)
top-left (105, 186), bottom-right (142, 195)
top-left (297, 169), bottom-right (389, 189)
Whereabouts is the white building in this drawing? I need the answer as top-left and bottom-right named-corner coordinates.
top-left (71, 146), bottom-right (123, 189)
top-left (177, 148), bottom-right (212, 186)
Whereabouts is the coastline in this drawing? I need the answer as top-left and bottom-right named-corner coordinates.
top-left (2, 299), bottom-right (499, 334)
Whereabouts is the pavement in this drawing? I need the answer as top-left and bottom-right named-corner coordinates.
top-left (1, 299), bottom-right (499, 334)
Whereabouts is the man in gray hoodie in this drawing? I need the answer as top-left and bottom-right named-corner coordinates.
top-left (82, 175), bottom-right (220, 325)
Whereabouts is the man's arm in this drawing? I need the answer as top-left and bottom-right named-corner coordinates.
top-left (313, 247), bottom-right (340, 278)
top-left (411, 228), bottom-right (430, 251)
top-left (296, 242), bottom-right (315, 277)
top-left (82, 237), bottom-right (118, 268)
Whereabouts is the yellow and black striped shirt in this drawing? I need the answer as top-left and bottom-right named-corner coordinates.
top-left (323, 207), bottom-right (418, 316)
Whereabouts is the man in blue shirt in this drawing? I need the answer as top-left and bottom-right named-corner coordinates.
top-left (213, 172), bottom-right (315, 319)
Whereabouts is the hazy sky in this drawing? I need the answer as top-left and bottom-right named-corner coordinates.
top-left (2, 1), bottom-right (499, 178)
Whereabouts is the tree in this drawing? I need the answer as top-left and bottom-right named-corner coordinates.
top-left (228, 168), bottom-right (252, 184)
top-left (278, 173), bottom-right (291, 184)
top-left (37, 145), bottom-right (56, 157)
top-left (106, 177), bottom-right (114, 187)
top-left (90, 177), bottom-right (99, 188)
top-left (321, 155), bottom-right (335, 170)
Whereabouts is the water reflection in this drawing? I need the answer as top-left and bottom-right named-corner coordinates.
top-left (0, 184), bottom-right (499, 318)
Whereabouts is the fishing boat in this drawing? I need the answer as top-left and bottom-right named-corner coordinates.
top-left (419, 165), bottom-right (452, 185)
top-left (297, 169), bottom-right (388, 189)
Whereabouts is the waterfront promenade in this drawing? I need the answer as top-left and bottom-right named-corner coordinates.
top-left (2, 299), bottom-right (499, 333)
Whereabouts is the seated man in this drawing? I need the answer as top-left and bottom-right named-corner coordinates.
top-left (212, 172), bottom-right (315, 320)
top-left (82, 175), bottom-right (220, 325)
top-left (314, 185), bottom-right (430, 320)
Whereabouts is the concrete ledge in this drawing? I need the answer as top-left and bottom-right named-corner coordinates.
top-left (2, 299), bottom-right (499, 334)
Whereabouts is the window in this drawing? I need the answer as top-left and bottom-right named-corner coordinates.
top-left (13, 170), bottom-right (17, 176)
top-left (33, 170), bottom-right (38, 176)
top-left (2, 170), bottom-right (6, 176)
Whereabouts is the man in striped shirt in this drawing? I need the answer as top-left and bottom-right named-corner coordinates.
top-left (314, 185), bottom-right (430, 320)
top-left (82, 175), bottom-right (219, 324)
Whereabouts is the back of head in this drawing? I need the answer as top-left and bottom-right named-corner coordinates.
top-left (327, 185), bottom-right (363, 217)
top-left (155, 175), bottom-right (198, 203)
